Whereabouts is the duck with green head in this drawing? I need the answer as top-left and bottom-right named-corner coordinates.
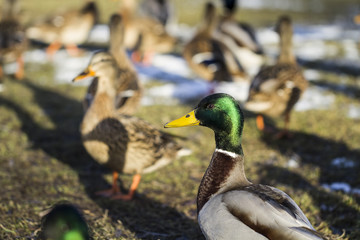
top-left (165, 93), bottom-right (325, 239)
top-left (40, 203), bottom-right (90, 240)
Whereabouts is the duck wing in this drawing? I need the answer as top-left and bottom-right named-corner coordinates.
top-left (222, 184), bottom-right (325, 239)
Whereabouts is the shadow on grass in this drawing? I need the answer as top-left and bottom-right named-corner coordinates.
top-left (0, 79), bottom-right (202, 239)
top-left (259, 131), bottom-right (360, 237)
top-left (309, 80), bottom-right (360, 100)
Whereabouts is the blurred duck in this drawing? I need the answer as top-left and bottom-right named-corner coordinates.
top-left (183, 2), bottom-right (247, 82)
top-left (0, 0), bottom-right (27, 82)
top-left (73, 27), bottom-right (187, 200)
top-left (165, 93), bottom-right (325, 240)
top-left (26, 1), bottom-right (98, 57)
top-left (214, 0), bottom-right (264, 76)
top-left (83, 14), bottom-right (142, 115)
top-left (245, 16), bottom-right (308, 138)
top-left (138, 0), bottom-right (171, 27)
top-left (118, 0), bottom-right (176, 63)
top-left (40, 203), bottom-right (90, 240)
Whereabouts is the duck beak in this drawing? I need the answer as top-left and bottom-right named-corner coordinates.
top-left (164, 110), bottom-right (200, 128)
top-left (72, 67), bottom-right (96, 82)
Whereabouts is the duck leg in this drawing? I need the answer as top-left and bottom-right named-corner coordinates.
top-left (46, 41), bottom-right (62, 58)
top-left (65, 44), bottom-right (82, 57)
top-left (274, 113), bottom-right (293, 139)
top-left (111, 174), bottom-right (141, 201)
top-left (256, 115), bottom-right (265, 131)
top-left (96, 171), bottom-right (121, 197)
top-left (14, 56), bottom-right (24, 80)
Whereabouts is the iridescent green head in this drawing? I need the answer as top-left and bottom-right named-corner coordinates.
top-left (40, 203), bottom-right (90, 240)
top-left (165, 93), bottom-right (244, 155)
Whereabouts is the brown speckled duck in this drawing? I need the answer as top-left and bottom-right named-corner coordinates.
top-left (83, 14), bottom-right (142, 115)
top-left (165, 93), bottom-right (325, 240)
top-left (245, 16), bottom-right (308, 138)
top-left (0, 0), bottom-right (27, 82)
top-left (118, 0), bottom-right (176, 63)
top-left (26, 1), bottom-right (98, 57)
top-left (183, 2), bottom-right (246, 82)
top-left (73, 51), bottom-right (186, 201)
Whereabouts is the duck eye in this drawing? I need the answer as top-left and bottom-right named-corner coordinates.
top-left (206, 104), bottom-right (215, 109)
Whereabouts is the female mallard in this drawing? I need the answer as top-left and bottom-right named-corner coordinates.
top-left (215, 0), bottom-right (264, 76)
top-left (245, 16), bottom-right (308, 138)
top-left (83, 14), bottom-right (142, 115)
top-left (0, 0), bottom-right (27, 82)
top-left (165, 93), bottom-right (325, 239)
top-left (40, 203), bottom-right (90, 240)
top-left (26, 1), bottom-right (98, 57)
top-left (117, 0), bottom-right (176, 63)
top-left (73, 51), bottom-right (186, 200)
top-left (183, 2), bottom-right (246, 82)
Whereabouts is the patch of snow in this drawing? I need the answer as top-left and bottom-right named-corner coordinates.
top-left (214, 81), bottom-right (250, 103)
top-left (347, 104), bottom-right (360, 119)
top-left (257, 28), bottom-right (279, 45)
top-left (322, 182), bottom-right (351, 193)
top-left (295, 86), bottom-right (335, 111)
top-left (143, 80), bottom-right (212, 105)
top-left (24, 49), bottom-right (48, 64)
top-left (303, 69), bottom-right (322, 81)
top-left (87, 24), bottom-right (109, 44)
top-left (331, 157), bottom-right (355, 168)
top-left (151, 54), bottom-right (192, 77)
top-left (342, 39), bottom-right (359, 60)
top-left (3, 62), bottom-right (17, 74)
top-left (52, 50), bottom-right (92, 84)
top-left (295, 40), bottom-right (339, 60)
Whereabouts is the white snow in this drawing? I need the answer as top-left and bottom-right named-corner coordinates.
top-left (295, 86), bottom-right (335, 111)
top-left (322, 182), bottom-right (351, 193)
top-left (347, 104), bottom-right (360, 119)
top-left (331, 157), bottom-right (355, 168)
top-left (87, 24), bottom-right (110, 44)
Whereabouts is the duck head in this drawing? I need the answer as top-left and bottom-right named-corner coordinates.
top-left (165, 93), bottom-right (244, 155)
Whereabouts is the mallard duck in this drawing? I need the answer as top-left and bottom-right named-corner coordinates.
top-left (117, 0), bottom-right (176, 63)
top-left (40, 203), bottom-right (90, 240)
top-left (83, 14), bottom-right (142, 115)
top-left (215, 0), bottom-right (264, 76)
top-left (73, 51), bottom-right (186, 200)
top-left (0, 0), bottom-right (27, 81)
top-left (183, 2), bottom-right (246, 82)
top-left (165, 93), bottom-right (325, 239)
top-left (26, 1), bottom-right (98, 57)
top-left (245, 16), bottom-right (308, 138)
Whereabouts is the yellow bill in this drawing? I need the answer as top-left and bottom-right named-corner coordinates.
top-left (72, 67), bottom-right (96, 82)
top-left (164, 110), bottom-right (200, 128)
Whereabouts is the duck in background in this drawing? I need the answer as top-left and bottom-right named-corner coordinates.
top-left (73, 15), bottom-right (188, 200)
top-left (0, 0), bottom-right (27, 85)
top-left (165, 93), bottom-right (326, 240)
top-left (26, 1), bottom-right (98, 58)
top-left (83, 13), bottom-right (142, 115)
top-left (40, 203), bottom-right (90, 240)
top-left (215, 0), bottom-right (264, 77)
top-left (117, 0), bottom-right (176, 64)
top-left (138, 0), bottom-right (171, 27)
top-left (245, 16), bottom-right (308, 139)
top-left (183, 2), bottom-right (247, 83)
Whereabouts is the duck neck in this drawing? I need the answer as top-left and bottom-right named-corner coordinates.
top-left (277, 28), bottom-right (295, 64)
top-left (81, 76), bottom-right (116, 134)
top-left (197, 149), bottom-right (250, 213)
